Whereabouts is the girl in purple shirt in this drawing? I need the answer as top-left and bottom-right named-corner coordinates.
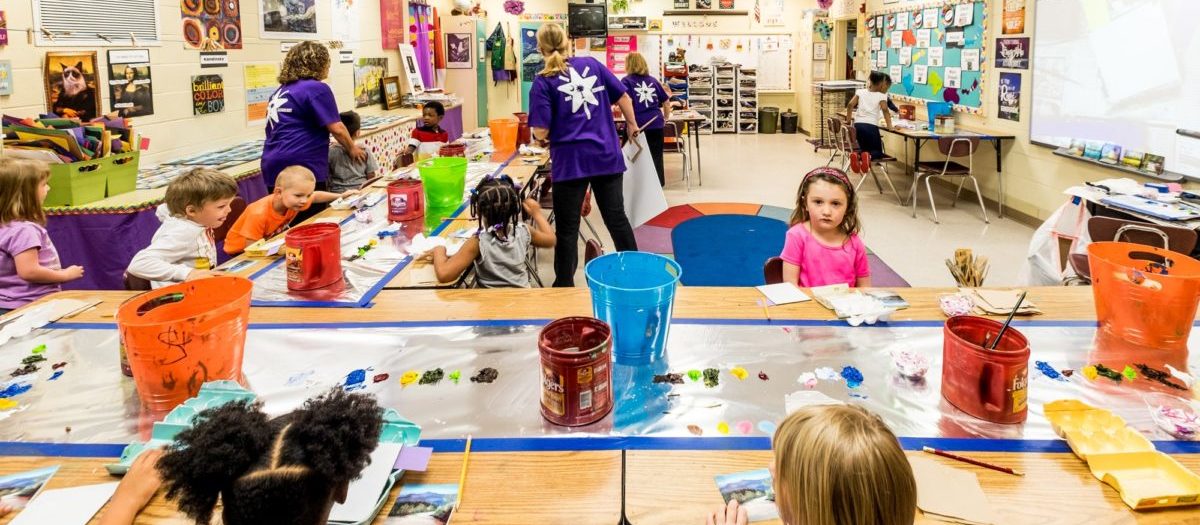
top-left (0, 159), bottom-right (84, 313)
top-left (528, 23), bottom-right (641, 287)
top-left (620, 52), bottom-right (671, 187)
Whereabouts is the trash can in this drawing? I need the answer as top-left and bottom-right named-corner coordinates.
top-left (758, 107), bottom-right (779, 134)
top-left (781, 109), bottom-right (799, 134)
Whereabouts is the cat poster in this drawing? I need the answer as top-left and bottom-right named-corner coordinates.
top-left (107, 49), bottom-right (154, 118)
top-left (44, 52), bottom-right (101, 121)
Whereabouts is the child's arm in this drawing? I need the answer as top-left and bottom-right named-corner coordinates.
top-left (856, 275), bottom-right (872, 287)
top-left (128, 227), bottom-right (214, 282)
top-left (311, 189), bottom-right (359, 204)
top-left (431, 237), bottom-right (480, 283)
top-left (846, 95), bottom-right (859, 122)
top-left (523, 199), bottom-right (556, 248)
top-left (782, 262), bottom-right (801, 286)
top-left (13, 249), bottom-right (83, 284)
top-left (97, 449), bottom-right (164, 525)
top-left (878, 99), bottom-right (893, 129)
top-left (853, 235), bottom-right (871, 288)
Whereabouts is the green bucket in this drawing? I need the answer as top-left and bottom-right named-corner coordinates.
top-left (418, 157), bottom-right (468, 209)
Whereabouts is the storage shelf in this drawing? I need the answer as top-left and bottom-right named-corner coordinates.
top-left (1051, 149), bottom-right (1184, 182)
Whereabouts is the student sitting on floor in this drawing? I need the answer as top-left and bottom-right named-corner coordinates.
top-left (223, 166), bottom-right (354, 256)
top-left (127, 168), bottom-right (238, 288)
top-left (431, 175), bottom-right (555, 287)
top-left (328, 111), bottom-right (379, 194)
top-left (403, 101), bottom-right (450, 158)
top-left (0, 159), bottom-right (84, 314)
top-left (845, 71), bottom-right (895, 171)
top-left (780, 167), bottom-right (871, 288)
top-left (706, 404), bottom-right (917, 525)
top-left (97, 389), bottom-right (383, 525)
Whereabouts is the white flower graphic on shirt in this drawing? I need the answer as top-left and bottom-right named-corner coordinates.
top-left (557, 65), bottom-right (605, 119)
top-left (634, 81), bottom-right (657, 107)
top-left (266, 90), bottom-right (290, 126)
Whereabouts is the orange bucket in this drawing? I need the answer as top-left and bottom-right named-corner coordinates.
top-left (488, 118), bottom-right (519, 153)
top-left (1088, 242), bottom-right (1200, 370)
top-left (116, 276), bottom-right (253, 411)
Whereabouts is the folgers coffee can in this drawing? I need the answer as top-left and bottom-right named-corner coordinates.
top-left (941, 316), bottom-right (1030, 424)
top-left (538, 317), bottom-right (613, 426)
top-left (387, 179), bottom-right (424, 222)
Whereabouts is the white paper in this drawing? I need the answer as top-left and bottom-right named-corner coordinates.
top-left (923, 8), bottom-right (939, 29)
top-left (945, 67), bottom-right (962, 88)
top-left (954, 4), bottom-right (973, 26)
top-left (891, 30), bottom-right (903, 48)
top-left (916, 29), bottom-right (931, 48)
top-left (899, 47), bottom-right (912, 66)
top-left (328, 443), bottom-right (403, 523)
top-left (871, 37), bottom-right (882, 51)
top-left (876, 51), bottom-right (889, 69)
top-left (962, 48), bottom-right (980, 71)
top-left (622, 134), bottom-right (668, 228)
top-left (928, 46), bottom-right (944, 66)
top-left (779, 36), bottom-right (794, 50)
top-left (756, 283), bottom-right (811, 305)
top-left (946, 31), bottom-right (965, 47)
top-left (10, 482), bottom-right (119, 525)
top-left (895, 12), bottom-right (909, 31)
top-left (890, 65), bottom-right (903, 83)
top-left (914, 64), bottom-right (928, 84)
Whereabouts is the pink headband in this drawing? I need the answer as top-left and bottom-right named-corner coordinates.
top-left (802, 167), bottom-right (854, 195)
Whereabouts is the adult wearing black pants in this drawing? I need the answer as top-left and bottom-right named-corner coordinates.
top-left (528, 23), bottom-right (640, 287)
top-left (620, 52), bottom-right (671, 186)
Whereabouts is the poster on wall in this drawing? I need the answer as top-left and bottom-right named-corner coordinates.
top-left (380, 0), bottom-right (405, 49)
top-left (762, 0), bottom-right (784, 26)
top-left (674, 0), bottom-right (688, 7)
top-left (107, 49), bottom-right (154, 118)
top-left (0, 61), bottom-right (12, 96)
top-left (181, 0), bottom-right (242, 50)
top-left (0, 11), bottom-right (8, 46)
top-left (331, 0), bottom-right (359, 48)
top-left (607, 35), bottom-right (636, 75)
top-left (44, 52), bottom-right (101, 121)
top-left (446, 33), bottom-right (471, 69)
top-left (259, 0), bottom-right (317, 40)
top-left (1003, 0), bottom-right (1025, 34)
top-left (192, 74), bottom-right (225, 115)
top-left (995, 37), bottom-right (1029, 69)
top-left (519, 22), bottom-right (543, 113)
top-left (696, 0), bottom-right (713, 9)
top-left (719, 0), bottom-right (734, 9)
top-left (398, 44), bottom-right (425, 94)
top-left (244, 63), bottom-right (279, 124)
top-left (354, 57), bottom-right (388, 107)
top-left (998, 72), bottom-right (1020, 121)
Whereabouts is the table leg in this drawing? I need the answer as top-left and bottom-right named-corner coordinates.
top-left (694, 124), bottom-right (702, 184)
top-left (906, 138), bottom-right (924, 207)
top-left (994, 139), bottom-right (1004, 219)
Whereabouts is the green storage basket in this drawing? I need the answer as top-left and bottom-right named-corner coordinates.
top-left (105, 151), bottom-right (140, 197)
top-left (44, 151), bottom-right (141, 207)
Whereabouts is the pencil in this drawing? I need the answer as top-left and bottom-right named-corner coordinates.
top-left (455, 435), bottom-right (473, 511)
top-left (922, 446), bottom-right (1024, 476)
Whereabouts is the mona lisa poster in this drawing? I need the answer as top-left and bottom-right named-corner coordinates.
top-left (107, 49), bottom-right (154, 118)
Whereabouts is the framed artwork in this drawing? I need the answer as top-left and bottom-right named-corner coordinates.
top-left (813, 42), bottom-right (828, 61)
top-left (353, 57), bottom-right (388, 108)
top-left (398, 43), bottom-right (425, 95)
top-left (259, 0), bottom-right (317, 40)
top-left (181, 0), bottom-right (242, 50)
top-left (381, 76), bottom-right (403, 109)
top-left (446, 33), bottom-right (471, 69)
top-left (106, 49), bottom-right (154, 118)
top-left (44, 51), bottom-right (101, 121)
top-left (995, 37), bottom-right (1030, 69)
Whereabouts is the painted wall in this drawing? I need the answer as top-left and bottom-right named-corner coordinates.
top-left (0, 0), bottom-right (405, 166)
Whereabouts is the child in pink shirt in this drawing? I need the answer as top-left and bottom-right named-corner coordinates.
top-left (780, 167), bottom-right (871, 288)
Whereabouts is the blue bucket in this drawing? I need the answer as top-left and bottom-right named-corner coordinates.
top-left (927, 102), bottom-right (953, 130)
top-left (585, 252), bottom-right (682, 364)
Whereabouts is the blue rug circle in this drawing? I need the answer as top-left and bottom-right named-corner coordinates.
top-left (671, 214), bottom-right (787, 286)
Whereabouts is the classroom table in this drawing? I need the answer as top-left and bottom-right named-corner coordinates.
top-left (1, 287), bottom-right (1199, 524)
top-left (616, 111), bottom-right (708, 185)
top-left (881, 125), bottom-right (1017, 219)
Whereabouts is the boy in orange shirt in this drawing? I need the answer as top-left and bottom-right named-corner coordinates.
top-left (223, 165), bottom-right (354, 255)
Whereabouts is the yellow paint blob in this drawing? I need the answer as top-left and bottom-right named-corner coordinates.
top-left (400, 370), bottom-right (420, 386)
top-left (0, 399), bottom-right (17, 411)
top-left (730, 367), bottom-right (748, 381)
top-left (717, 421), bottom-right (730, 435)
top-left (1082, 365), bottom-right (1098, 381)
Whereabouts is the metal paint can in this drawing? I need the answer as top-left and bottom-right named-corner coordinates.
top-left (538, 317), bottom-right (613, 427)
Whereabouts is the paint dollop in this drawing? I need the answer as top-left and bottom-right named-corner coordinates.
top-left (342, 369), bottom-right (368, 392)
top-left (687, 424), bottom-right (703, 436)
top-left (716, 421), bottom-right (730, 435)
top-left (48, 370), bottom-right (63, 381)
top-left (419, 368), bottom-right (445, 385)
top-left (0, 381), bottom-right (33, 398)
top-left (797, 372), bottom-right (818, 389)
top-left (0, 399), bottom-right (17, 411)
top-left (757, 420), bottom-right (777, 435)
top-left (758, 371), bottom-right (769, 381)
top-left (372, 373), bottom-right (389, 383)
top-left (471, 367), bottom-right (499, 383)
top-left (703, 368), bottom-right (720, 388)
top-left (735, 421), bottom-right (753, 435)
top-left (449, 370), bottom-right (462, 384)
top-left (31, 345), bottom-right (46, 354)
top-left (1035, 361), bottom-right (1065, 381)
top-left (841, 366), bottom-right (864, 388)
top-left (815, 367), bottom-right (840, 381)
top-left (687, 369), bottom-right (702, 382)
top-left (1082, 365), bottom-right (1098, 380)
top-left (400, 370), bottom-right (421, 386)
top-left (730, 367), bottom-right (748, 381)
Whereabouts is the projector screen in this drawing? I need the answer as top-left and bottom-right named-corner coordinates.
top-left (1030, 0), bottom-right (1200, 177)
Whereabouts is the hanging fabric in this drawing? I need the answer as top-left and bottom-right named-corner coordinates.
top-left (408, 3), bottom-right (435, 88)
top-left (433, 7), bottom-right (445, 87)
top-left (486, 22), bottom-right (513, 84)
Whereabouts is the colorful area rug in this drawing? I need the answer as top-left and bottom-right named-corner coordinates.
top-left (634, 203), bottom-right (911, 287)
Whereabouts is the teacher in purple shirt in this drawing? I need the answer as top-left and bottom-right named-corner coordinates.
top-left (529, 23), bottom-right (641, 287)
top-left (260, 42), bottom-right (365, 218)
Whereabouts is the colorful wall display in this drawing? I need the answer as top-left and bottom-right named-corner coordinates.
top-left (259, 0), bottom-right (317, 40)
top-left (995, 36), bottom-right (1029, 69)
top-left (181, 0), bottom-right (242, 50)
top-left (380, 0), bottom-right (405, 49)
top-left (192, 74), bottom-right (225, 115)
top-left (107, 49), bottom-right (154, 118)
top-left (868, 0), bottom-right (988, 113)
top-left (998, 71), bottom-right (1020, 121)
top-left (1002, 0), bottom-right (1024, 34)
top-left (331, 0), bottom-right (359, 48)
top-left (244, 63), bottom-right (279, 124)
top-left (44, 52), bottom-right (101, 121)
top-left (607, 35), bottom-right (637, 75)
top-left (354, 57), bottom-right (388, 108)
top-left (0, 11), bottom-right (8, 46)
top-left (0, 60), bottom-right (12, 96)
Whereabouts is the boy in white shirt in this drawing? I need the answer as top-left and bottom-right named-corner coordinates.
top-left (127, 168), bottom-right (238, 288)
top-left (845, 71), bottom-right (895, 172)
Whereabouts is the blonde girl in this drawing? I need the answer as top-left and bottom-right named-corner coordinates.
top-left (621, 52), bottom-right (672, 186)
top-left (0, 159), bottom-right (84, 313)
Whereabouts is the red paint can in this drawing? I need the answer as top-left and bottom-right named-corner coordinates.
top-left (387, 179), bottom-right (424, 222)
top-left (941, 316), bottom-right (1030, 424)
top-left (284, 223), bottom-right (343, 291)
top-left (538, 317), bottom-right (613, 426)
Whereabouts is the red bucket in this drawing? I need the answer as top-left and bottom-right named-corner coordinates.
top-left (941, 316), bottom-right (1030, 424)
top-left (538, 317), bottom-right (613, 427)
top-left (387, 179), bottom-right (424, 222)
top-left (284, 223), bottom-right (343, 291)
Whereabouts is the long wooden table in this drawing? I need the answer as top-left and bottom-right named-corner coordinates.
top-left (2, 286), bottom-right (1198, 525)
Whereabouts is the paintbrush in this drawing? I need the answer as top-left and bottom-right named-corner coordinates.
top-left (990, 291), bottom-right (1026, 350)
top-left (618, 449), bottom-right (633, 525)
top-left (923, 446), bottom-right (1024, 476)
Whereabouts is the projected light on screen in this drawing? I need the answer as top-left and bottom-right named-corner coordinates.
top-left (1030, 0), bottom-right (1200, 177)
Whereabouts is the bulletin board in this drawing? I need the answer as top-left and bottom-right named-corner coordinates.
top-left (866, 0), bottom-right (988, 114)
top-left (655, 34), bottom-right (793, 91)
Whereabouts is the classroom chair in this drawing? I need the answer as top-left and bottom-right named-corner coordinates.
top-left (664, 121), bottom-right (698, 190)
top-left (1068, 216), bottom-right (1197, 283)
top-left (763, 256), bottom-right (784, 285)
top-left (911, 137), bottom-right (988, 224)
top-left (842, 124), bottom-right (904, 205)
top-left (825, 117), bottom-right (854, 169)
top-left (123, 273), bottom-right (153, 291)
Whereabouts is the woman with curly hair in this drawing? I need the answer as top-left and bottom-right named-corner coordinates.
top-left (261, 41), bottom-right (366, 220)
top-left (97, 389), bottom-right (384, 525)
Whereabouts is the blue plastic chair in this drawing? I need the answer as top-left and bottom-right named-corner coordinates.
top-left (671, 214), bottom-right (787, 286)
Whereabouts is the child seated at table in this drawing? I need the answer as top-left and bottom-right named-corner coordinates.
top-left (0, 159), bottom-right (84, 314)
top-left (706, 404), bottom-right (917, 525)
top-left (223, 166), bottom-right (354, 256)
top-left (96, 389), bottom-right (384, 525)
top-left (403, 101), bottom-right (449, 158)
top-left (780, 167), bottom-right (871, 288)
top-left (127, 168), bottom-right (238, 288)
top-left (431, 175), bottom-right (555, 287)
top-left (328, 111), bottom-right (379, 194)
top-left (845, 71), bottom-right (895, 171)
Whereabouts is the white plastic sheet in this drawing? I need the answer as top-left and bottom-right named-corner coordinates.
top-left (621, 134), bottom-right (669, 228)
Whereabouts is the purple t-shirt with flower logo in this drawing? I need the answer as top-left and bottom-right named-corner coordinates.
top-left (261, 79), bottom-right (341, 187)
top-left (620, 74), bottom-right (669, 130)
top-left (528, 56), bottom-right (628, 182)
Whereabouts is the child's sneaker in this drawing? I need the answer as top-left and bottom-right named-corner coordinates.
top-left (849, 151), bottom-right (862, 174)
top-left (859, 152), bottom-right (872, 172)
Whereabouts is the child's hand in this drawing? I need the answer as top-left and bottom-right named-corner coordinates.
top-left (185, 269), bottom-right (223, 281)
top-left (349, 144), bottom-right (368, 164)
top-left (115, 448), bottom-right (164, 507)
top-left (62, 265), bottom-right (85, 281)
top-left (522, 198), bottom-right (542, 215)
top-left (341, 189), bottom-right (361, 199)
top-left (705, 500), bottom-right (748, 525)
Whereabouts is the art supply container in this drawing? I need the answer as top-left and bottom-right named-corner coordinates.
top-left (387, 179), bottom-right (424, 222)
top-left (927, 101), bottom-right (953, 130)
top-left (437, 143), bottom-right (466, 158)
top-left (116, 277), bottom-right (252, 411)
top-left (513, 112), bottom-right (531, 146)
top-left (941, 316), bottom-right (1030, 424)
top-left (585, 252), bottom-right (682, 364)
top-left (417, 157), bottom-right (467, 209)
top-left (538, 317), bottom-right (614, 427)
top-left (284, 223), bottom-right (343, 291)
top-left (488, 118), bottom-right (519, 153)
top-left (899, 104), bottom-right (916, 121)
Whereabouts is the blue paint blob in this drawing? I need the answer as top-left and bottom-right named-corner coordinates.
top-left (841, 366), bottom-right (864, 389)
top-left (0, 381), bottom-right (33, 398)
top-left (1035, 361), bottom-right (1065, 381)
top-left (757, 420), bottom-right (777, 436)
top-left (48, 370), bottom-right (64, 381)
top-left (849, 392), bottom-right (870, 400)
top-left (342, 369), bottom-right (367, 392)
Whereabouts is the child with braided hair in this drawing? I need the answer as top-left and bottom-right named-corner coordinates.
top-left (432, 175), bottom-right (555, 287)
top-left (97, 389), bottom-right (384, 525)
